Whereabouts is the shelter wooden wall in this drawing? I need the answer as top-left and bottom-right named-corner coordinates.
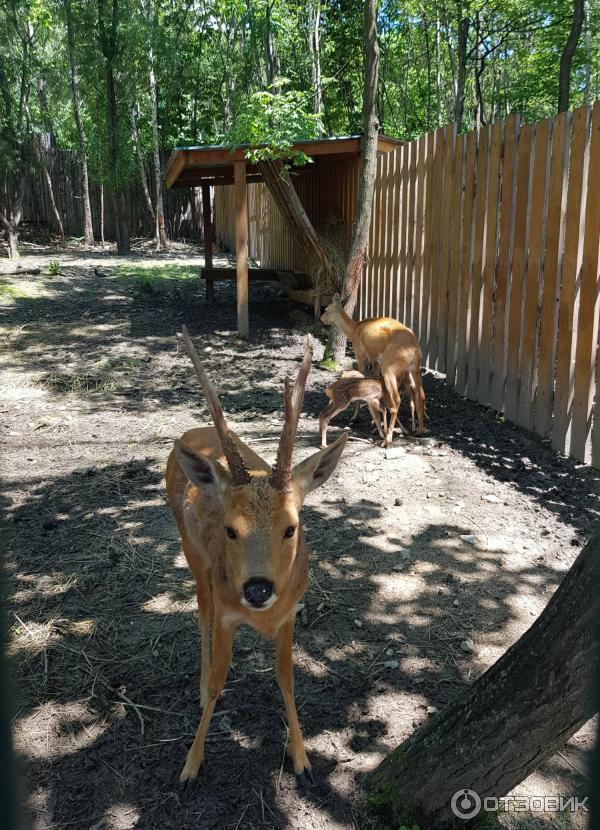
top-left (3, 146), bottom-right (202, 241)
top-left (214, 104), bottom-right (600, 469)
top-left (214, 157), bottom-right (359, 269)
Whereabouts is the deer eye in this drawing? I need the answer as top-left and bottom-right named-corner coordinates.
top-left (283, 526), bottom-right (296, 539)
top-left (225, 526), bottom-right (237, 540)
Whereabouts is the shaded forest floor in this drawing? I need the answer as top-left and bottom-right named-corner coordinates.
top-left (1, 240), bottom-right (598, 830)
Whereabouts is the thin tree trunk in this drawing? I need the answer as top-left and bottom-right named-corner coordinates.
top-left (435, 16), bottom-right (441, 127)
top-left (42, 166), bottom-right (65, 241)
top-left (146, 0), bottom-right (167, 250)
top-left (367, 532), bottom-right (600, 828)
top-left (558, 0), bottom-right (584, 112)
top-left (97, 0), bottom-right (129, 253)
top-left (328, 0), bottom-right (381, 365)
top-left (130, 106), bottom-right (156, 225)
top-left (264, 1), bottom-right (281, 91)
top-left (454, 11), bottom-right (469, 131)
top-left (308, 0), bottom-right (322, 118)
top-left (64, 0), bottom-right (94, 244)
top-left (100, 185), bottom-right (105, 247)
top-left (583, 0), bottom-right (591, 106)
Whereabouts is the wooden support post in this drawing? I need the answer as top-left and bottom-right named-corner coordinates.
top-left (234, 160), bottom-right (249, 339)
top-left (202, 184), bottom-right (215, 302)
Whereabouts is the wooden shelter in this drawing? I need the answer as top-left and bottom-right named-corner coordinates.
top-left (164, 135), bottom-right (401, 338)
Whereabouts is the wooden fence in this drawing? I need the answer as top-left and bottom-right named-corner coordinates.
top-left (361, 102), bottom-right (600, 467)
top-left (214, 105), bottom-right (600, 468)
top-left (3, 146), bottom-right (203, 241)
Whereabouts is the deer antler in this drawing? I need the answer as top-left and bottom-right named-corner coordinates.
top-left (270, 336), bottom-right (313, 492)
top-left (181, 325), bottom-right (251, 486)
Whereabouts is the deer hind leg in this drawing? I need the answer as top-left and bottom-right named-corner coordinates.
top-left (276, 617), bottom-right (312, 783)
top-left (318, 400), bottom-right (349, 448)
top-left (382, 371), bottom-right (400, 447)
top-left (413, 370), bottom-right (426, 435)
top-left (406, 371), bottom-right (416, 433)
top-left (367, 400), bottom-right (386, 440)
top-left (180, 619), bottom-right (235, 784)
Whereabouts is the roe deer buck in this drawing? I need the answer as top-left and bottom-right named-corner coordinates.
top-left (318, 370), bottom-right (418, 447)
top-left (166, 327), bottom-right (347, 784)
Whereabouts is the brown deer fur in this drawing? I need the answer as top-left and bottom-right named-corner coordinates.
top-left (166, 328), bottom-right (347, 785)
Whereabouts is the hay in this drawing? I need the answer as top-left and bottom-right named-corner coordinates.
top-left (308, 215), bottom-right (349, 295)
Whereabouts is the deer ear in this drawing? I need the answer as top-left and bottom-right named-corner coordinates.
top-left (291, 433), bottom-right (347, 497)
top-left (174, 439), bottom-right (230, 493)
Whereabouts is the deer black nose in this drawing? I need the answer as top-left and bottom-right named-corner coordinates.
top-left (243, 578), bottom-right (274, 608)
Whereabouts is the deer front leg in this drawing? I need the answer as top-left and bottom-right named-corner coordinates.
top-left (367, 401), bottom-right (386, 440)
top-left (351, 355), bottom-right (368, 422)
top-left (195, 585), bottom-right (211, 707)
top-left (276, 616), bottom-right (312, 784)
top-left (319, 401), bottom-right (348, 449)
top-left (180, 619), bottom-right (235, 784)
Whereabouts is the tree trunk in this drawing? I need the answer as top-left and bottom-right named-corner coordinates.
top-left (97, 0), bottom-right (129, 253)
top-left (308, 0), bottom-right (322, 118)
top-left (558, 0), bottom-right (585, 113)
top-left (328, 0), bottom-right (380, 365)
top-left (100, 185), bottom-right (105, 248)
top-left (64, 0), bottom-right (94, 244)
top-left (454, 12), bottom-right (469, 132)
top-left (367, 533), bottom-right (600, 828)
top-left (130, 106), bottom-right (156, 224)
top-left (146, 1), bottom-right (167, 251)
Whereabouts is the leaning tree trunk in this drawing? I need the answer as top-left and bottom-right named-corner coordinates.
top-left (257, 159), bottom-right (334, 278)
top-left (367, 532), bottom-right (600, 828)
top-left (558, 0), bottom-right (585, 113)
top-left (328, 0), bottom-right (380, 365)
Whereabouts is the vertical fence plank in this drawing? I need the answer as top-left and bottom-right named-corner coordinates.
top-left (571, 101), bottom-right (600, 462)
top-left (426, 126), bottom-right (445, 366)
top-left (518, 118), bottom-right (552, 429)
top-left (436, 123), bottom-right (456, 373)
top-left (490, 114), bottom-right (520, 413)
top-left (390, 148), bottom-right (402, 320)
top-left (420, 130), bottom-right (436, 357)
top-left (384, 150), bottom-right (397, 317)
top-left (396, 145), bottom-right (408, 321)
top-left (534, 112), bottom-right (570, 438)
top-left (455, 129), bottom-right (477, 393)
top-left (445, 132), bottom-right (466, 388)
top-left (552, 105), bottom-right (588, 456)
top-left (405, 142), bottom-right (417, 329)
top-left (504, 123), bottom-right (534, 423)
top-left (466, 126), bottom-right (490, 400)
top-left (377, 152), bottom-right (390, 317)
top-left (413, 134), bottom-right (426, 342)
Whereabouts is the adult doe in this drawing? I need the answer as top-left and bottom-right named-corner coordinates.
top-left (166, 327), bottom-right (347, 784)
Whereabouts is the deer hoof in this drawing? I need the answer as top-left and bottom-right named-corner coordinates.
top-left (180, 753), bottom-right (203, 786)
top-left (296, 766), bottom-right (315, 787)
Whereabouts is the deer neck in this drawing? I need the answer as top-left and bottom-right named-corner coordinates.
top-left (335, 307), bottom-right (357, 340)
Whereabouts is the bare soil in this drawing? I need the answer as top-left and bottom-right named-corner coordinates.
top-left (1, 241), bottom-right (597, 830)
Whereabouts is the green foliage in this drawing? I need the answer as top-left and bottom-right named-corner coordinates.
top-left (224, 87), bottom-right (322, 164)
top-left (47, 260), bottom-right (61, 276)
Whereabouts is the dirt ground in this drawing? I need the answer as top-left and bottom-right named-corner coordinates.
top-left (1, 239), bottom-right (598, 830)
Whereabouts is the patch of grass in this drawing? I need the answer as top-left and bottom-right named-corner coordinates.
top-left (0, 282), bottom-right (33, 302)
top-left (44, 356), bottom-right (145, 396)
top-left (319, 356), bottom-right (341, 372)
top-left (115, 263), bottom-right (199, 292)
top-left (47, 260), bottom-right (61, 276)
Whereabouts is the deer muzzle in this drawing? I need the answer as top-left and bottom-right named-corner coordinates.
top-left (242, 577), bottom-right (275, 610)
